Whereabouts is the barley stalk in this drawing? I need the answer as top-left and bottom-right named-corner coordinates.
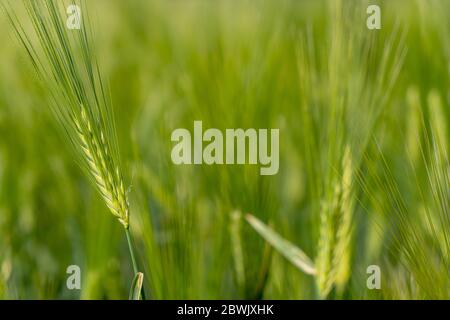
top-left (5, 0), bottom-right (144, 299)
top-left (5, 0), bottom-right (131, 228)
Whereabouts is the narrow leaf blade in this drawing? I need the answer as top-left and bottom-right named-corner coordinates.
top-left (129, 272), bottom-right (144, 300)
top-left (246, 214), bottom-right (316, 275)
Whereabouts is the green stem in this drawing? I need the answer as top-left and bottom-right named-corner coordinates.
top-left (125, 227), bottom-right (146, 300)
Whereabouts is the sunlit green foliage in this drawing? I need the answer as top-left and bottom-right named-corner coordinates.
top-left (0, 0), bottom-right (449, 299)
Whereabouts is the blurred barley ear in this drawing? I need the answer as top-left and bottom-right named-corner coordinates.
top-left (316, 145), bottom-right (354, 299)
top-left (246, 136), bottom-right (356, 299)
top-left (4, 0), bottom-right (145, 299)
top-left (230, 210), bottom-right (245, 288)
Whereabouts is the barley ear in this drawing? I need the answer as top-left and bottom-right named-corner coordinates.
top-left (74, 104), bottom-right (129, 228)
top-left (316, 145), bottom-right (354, 298)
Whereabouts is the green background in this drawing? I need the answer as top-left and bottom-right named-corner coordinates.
top-left (0, 0), bottom-right (449, 299)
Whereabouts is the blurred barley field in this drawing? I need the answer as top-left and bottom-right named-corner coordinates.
top-left (0, 0), bottom-right (449, 299)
